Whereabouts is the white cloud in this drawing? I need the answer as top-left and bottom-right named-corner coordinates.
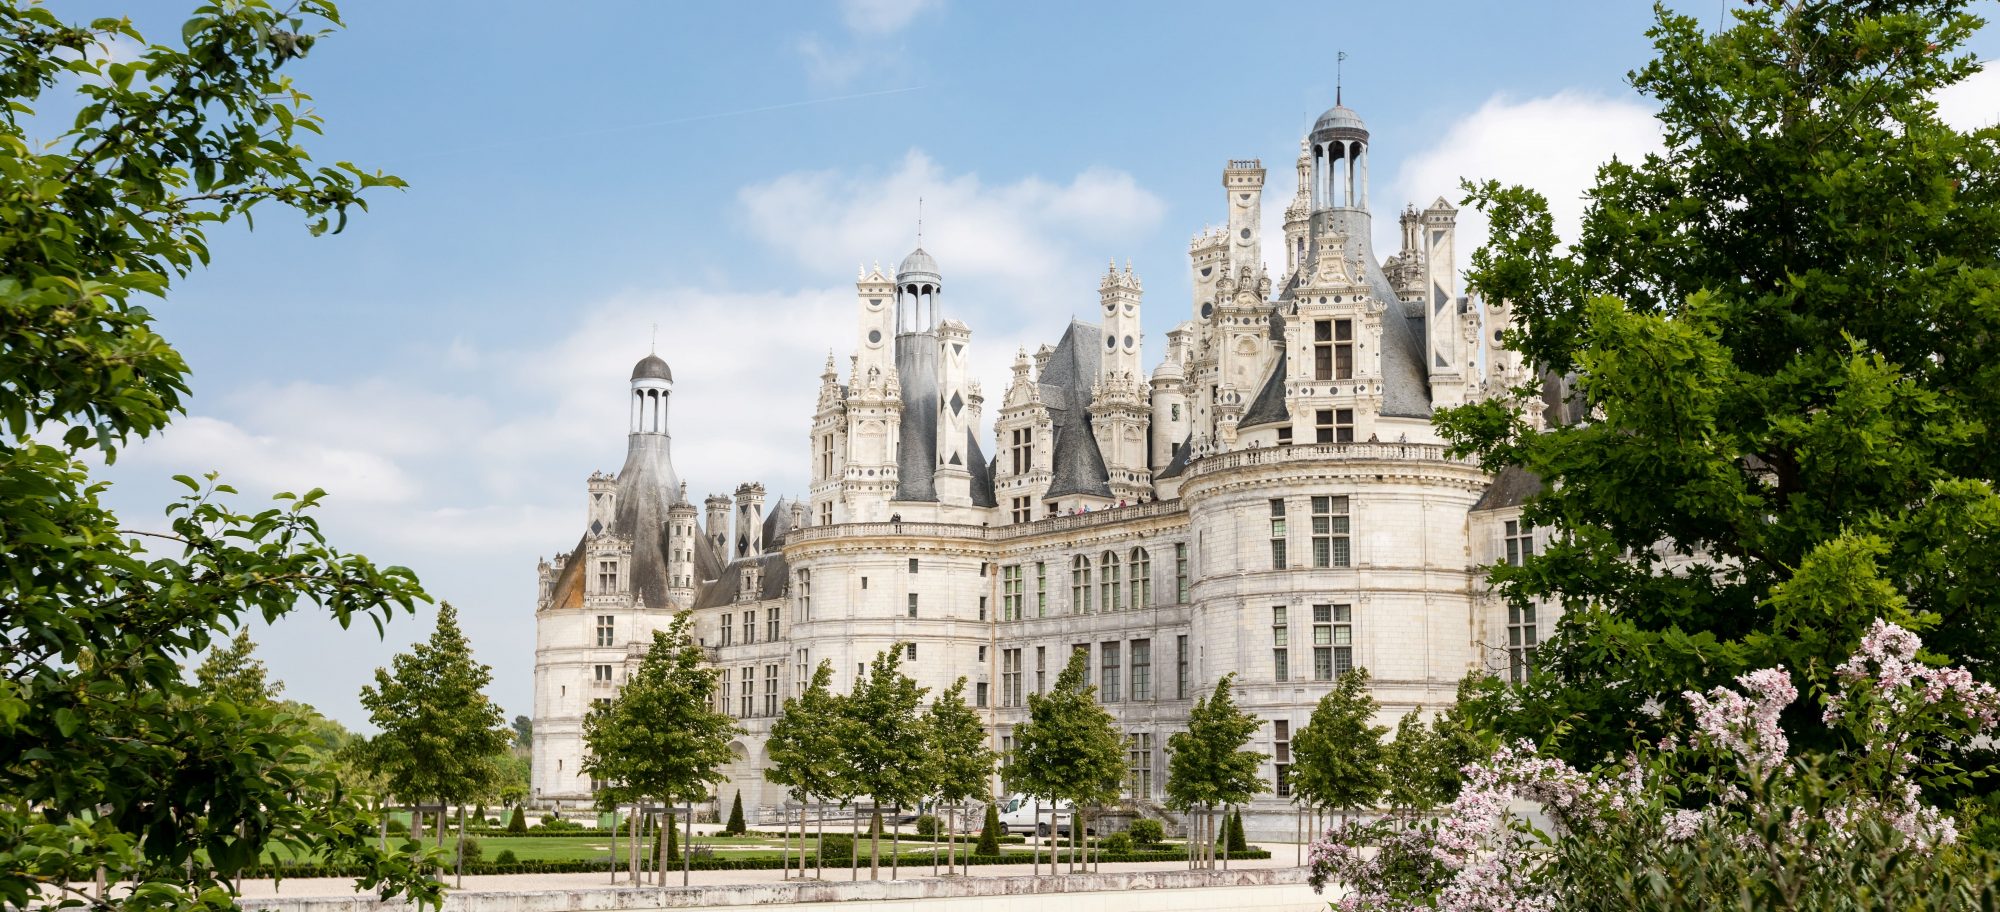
top-left (129, 414), bottom-right (421, 505)
top-left (795, 35), bottom-right (869, 89)
top-left (739, 149), bottom-right (1165, 291)
top-left (1936, 62), bottom-right (2000, 131)
top-left (840, 0), bottom-right (940, 34)
top-left (1384, 91), bottom-right (1665, 280)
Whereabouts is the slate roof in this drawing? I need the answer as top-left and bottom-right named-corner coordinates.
top-left (1239, 348), bottom-right (1290, 430)
top-left (1288, 207), bottom-right (1433, 419)
top-left (1470, 465), bottom-right (1545, 512)
top-left (609, 433), bottom-right (685, 609)
top-left (691, 551), bottom-right (791, 610)
top-left (968, 432), bottom-right (997, 507)
top-left (1039, 320), bottom-right (1114, 500)
top-left (894, 332), bottom-right (940, 502)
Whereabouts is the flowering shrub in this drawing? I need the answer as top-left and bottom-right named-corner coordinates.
top-left (1308, 620), bottom-right (2000, 910)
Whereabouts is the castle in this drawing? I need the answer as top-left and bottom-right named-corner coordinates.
top-left (531, 98), bottom-right (1549, 835)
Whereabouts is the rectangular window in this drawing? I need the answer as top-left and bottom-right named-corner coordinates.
top-left (1126, 732), bottom-right (1155, 797)
top-left (978, 645), bottom-right (988, 663)
top-left (1101, 554), bottom-right (1122, 612)
top-left (1176, 635), bottom-right (1190, 700)
top-left (1318, 603), bottom-right (1353, 676)
top-left (742, 609), bottom-right (755, 644)
top-left (1101, 641), bottom-right (1121, 703)
top-left (976, 681), bottom-right (990, 708)
top-left (1270, 499), bottom-right (1288, 570)
top-left (1011, 495), bottom-right (1033, 524)
top-left (1011, 427), bottom-right (1035, 476)
top-left (1314, 319), bottom-right (1334, 381)
top-left (720, 612), bottom-right (733, 647)
top-left (767, 605), bottom-right (780, 641)
top-left (820, 502), bottom-right (833, 526)
top-left (1316, 408), bottom-right (1334, 444)
top-left (595, 615), bottom-right (615, 647)
top-left (905, 642), bottom-right (917, 661)
top-left (1312, 495), bottom-right (1352, 568)
top-left (1036, 645), bottom-right (1047, 695)
top-left (909, 558), bottom-right (919, 574)
top-left (798, 569), bottom-right (811, 621)
top-left (717, 668), bottom-right (731, 715)
top-left (1036, 562), bottom-right (1048, 616)
top-left (1273, 606), bottom-right (1290, 683)
top-left (596, 559), bottom-right (617, 594)
top-left (594, 663), bottom-right (613, 683)
top-left (908, 593), bottom-right (918, 618)
top-left (979, 595), bottom-right (988, 621)
top-left (861, 576), bottom-right (868, 589)
top-left (1073, 643), bottom-right (1091, 687)
top-left (1002, 648), bottom-right (1023, 707)
top-left (1278, 425), bottom-right (1293, 445)
top-left (1509, 603), bottom-right (1540, 683)
top-left (740, 665), bottom-right (754, 718)
top-left (764, 664), bottom-right (779, 716)
top-left (1336, 318), bottom-right (1354, 380)
top-left (1002, 565), bottom-right (1022, 621)
top-left (1130, 639), bottom-right (1152, 701)
top-left (1504, 519), bottom-right (1535, 567)
top-left (1072, 557), bottom-right (1092, 614)
top-left (1175, 543), bottom-right (1189, 603)
top-left (1274, 720), bottom-right (1293, 797)
top-left (795, 648), bottom-right (809, 696)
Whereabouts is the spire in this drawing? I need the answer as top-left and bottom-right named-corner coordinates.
top-left (1336, 50), bottom-right (1347, 105)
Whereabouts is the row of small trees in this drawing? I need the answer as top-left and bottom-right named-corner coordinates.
top-left (1287, 669), bottom-right (1488, 845)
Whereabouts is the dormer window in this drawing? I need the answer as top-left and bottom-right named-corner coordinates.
top-left (596, 559), bottom-right (617, 593)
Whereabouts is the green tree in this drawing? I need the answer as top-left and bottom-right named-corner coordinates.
top-left (1165, 674), bottom-right (1267, 870)
top-left (582, 613), bottom-right (739, 886)
top-left (357, 602), bottom-right (510, 857)
top-left (1440, 0), bottom-right (2000, 777)
top-left (925, 677), bottom-right (998, 874)
top-left (765, 660), bottom-right (845, 878)
top-left (1381, 707), bottom-right (1453, 820)
top-left (194, 629), bottom-right (281, 708)
top-left (511, 715), bottom-right (533, 750)
top-left (506, 806), bottom-right (526, 834)
top-left (1009, 648), bottom-right (1125, 874)
top-left (0, 4), bottom-right (432, 908)
top-left (1291, 668), bottom-right (1387, 825)
top-left (841, 644), bottom-right (930, 879)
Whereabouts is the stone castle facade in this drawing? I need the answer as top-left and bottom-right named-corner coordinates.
top-left (532, 99), bottom-right (1551, 835)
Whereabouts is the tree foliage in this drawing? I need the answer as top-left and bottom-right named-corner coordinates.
top-left (1008, 648), bottom-right (1126, 811)
top-left (842, 644), bottom-right (930, 873)
top-left (1165, 674), bottom-right (1267, 813)
top-left (1291, 668), bottom-right (1388, 816)
top-left (1440, 0), bottom-right (2000, 777)
top-left (765, 661), bottom-right (845, 806)
top-left (356, 603), bottom-right (511, 809)
top-left (581, 613), bottom-right (739, 811)
top-left (0, 2), bottom-right (429, 908)
top-left (926, 677), bottom-right (998, 807)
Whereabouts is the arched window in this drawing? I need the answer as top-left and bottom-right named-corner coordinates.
top-left (1129, 547), bottom-right (1151, 609)
top-left (1071, 555), bottom-right (1092, 614)
top-left (1100, 551), bottom-right (1122, 611)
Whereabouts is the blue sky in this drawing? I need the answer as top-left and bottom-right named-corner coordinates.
top-left (82, 0), bottom-right (2000, 729)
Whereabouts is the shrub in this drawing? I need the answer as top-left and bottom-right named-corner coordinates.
top-left (1102, 832), bottom-right (1133, 853)
top-left (817, 832), bottom-right (855, 867)
top-left (541, 813), bottom-right (558, 824)
top-left (384, 818), bottom-right (408, 836)
top-left (486, 817), bottom-right (499, 827)
top-left (976, 804), bottom-right (1002, 856)
top-left (1128, 818), bottom-right (1164, 847)
top-left (914, 814), bottom-right (940, 837)
top-left (473, 804), bottom-right (486, 823)
top-left (456, 836), bottom-right (482, 863)
top-left (722, 791), bottom-right (746, 836)
top-left (1227, 809), bottom-right (1248, 853)
top-left (506, 806), bottom-right (527, 833)
top-left (494, 849), bottom-right (518, 865)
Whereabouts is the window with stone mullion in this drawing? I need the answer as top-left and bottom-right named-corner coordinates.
top-left (1129, 547), bottom-right (1151, 608)
top-left (1100, 551), bottom-right (1122, 611)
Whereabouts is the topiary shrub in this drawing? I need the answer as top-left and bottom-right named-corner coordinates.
top-left (722, 791), bottom-right (747, 836)
top-left (506, 806), bottom-right (527, 833)
top-left (1227, 809), bottom-right (1248, 853)
top-left (976, 804), bottom-right (1002, 856)
top-left (494, 849), bottom-right (518, 865)
top-left (1128, 818), bottom-right (1164, 848)
top-left (1101, 832), bottom-right (1133, 853)
top-left (457, 836), bottom-right (483, 863)
top-left (385, 818), bottom-right (408, 836)
top-left (914, 814), bottom-right (940, 837)
top-left (473, 804), bottom-right (486, 824)
top-left (816, 832), bottom-right (854, 867)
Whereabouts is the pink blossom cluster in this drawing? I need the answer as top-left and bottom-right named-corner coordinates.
top-left (1681, 666), bottom-right (1797, 768)
top-left (1823, 619), bottom-right (2000, 744)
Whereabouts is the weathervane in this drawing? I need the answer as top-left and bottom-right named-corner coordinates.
top-left (1337, 51), bottom-right (1347, 105)
top-left (917, 196), bottom-right (924, 245)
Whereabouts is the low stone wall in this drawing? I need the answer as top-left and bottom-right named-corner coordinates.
top-left (243, 867), bottom-right (1314, 912)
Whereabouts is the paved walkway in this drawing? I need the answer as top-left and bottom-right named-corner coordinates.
top-left (232, 852), bottom-right (1305, 899)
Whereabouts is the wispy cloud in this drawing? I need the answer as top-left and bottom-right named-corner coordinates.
top-left (840, 0), bottom-right (941, 34)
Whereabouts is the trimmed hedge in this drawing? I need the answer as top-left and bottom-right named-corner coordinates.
top-left (247, 846), bottom-right (1269, 879)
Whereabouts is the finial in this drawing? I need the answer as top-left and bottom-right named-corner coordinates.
top-left (650, 322), bottom-right (657, 354)
top-left (916, 196), bottom-right (923, 245)
top-left (1337, 51), bottom-right (1347, 106)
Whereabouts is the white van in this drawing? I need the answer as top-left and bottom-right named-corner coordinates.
top-left (995, 793), bottom-right (1088, 837)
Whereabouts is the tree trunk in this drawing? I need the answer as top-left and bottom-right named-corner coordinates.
top-left (682, 798), bottom-right (694, 887)
top-left (891, 802), bottom-right (901, 880)
top-left (869, 806), bottom-right (882, 880)
top-left (1221, 804), bottom-right (1230, 872)
top-left (455, 807), bottom-right (466, 888)
top-left (779, 800), bottom-right (790, 880)
top-left (608, 804), bottom-right (620, 885)
top-left (411, 804), bottom-right (424, 845)
top-left (850, 803), bottom-right (860, 881)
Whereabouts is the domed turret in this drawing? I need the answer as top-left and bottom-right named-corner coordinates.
top-left (631, 353), bottom-right (672, 382)
top-left (896, 246), bottom-right (942, 333)
top-left (1307, 99), bottom-right (1370, 211)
